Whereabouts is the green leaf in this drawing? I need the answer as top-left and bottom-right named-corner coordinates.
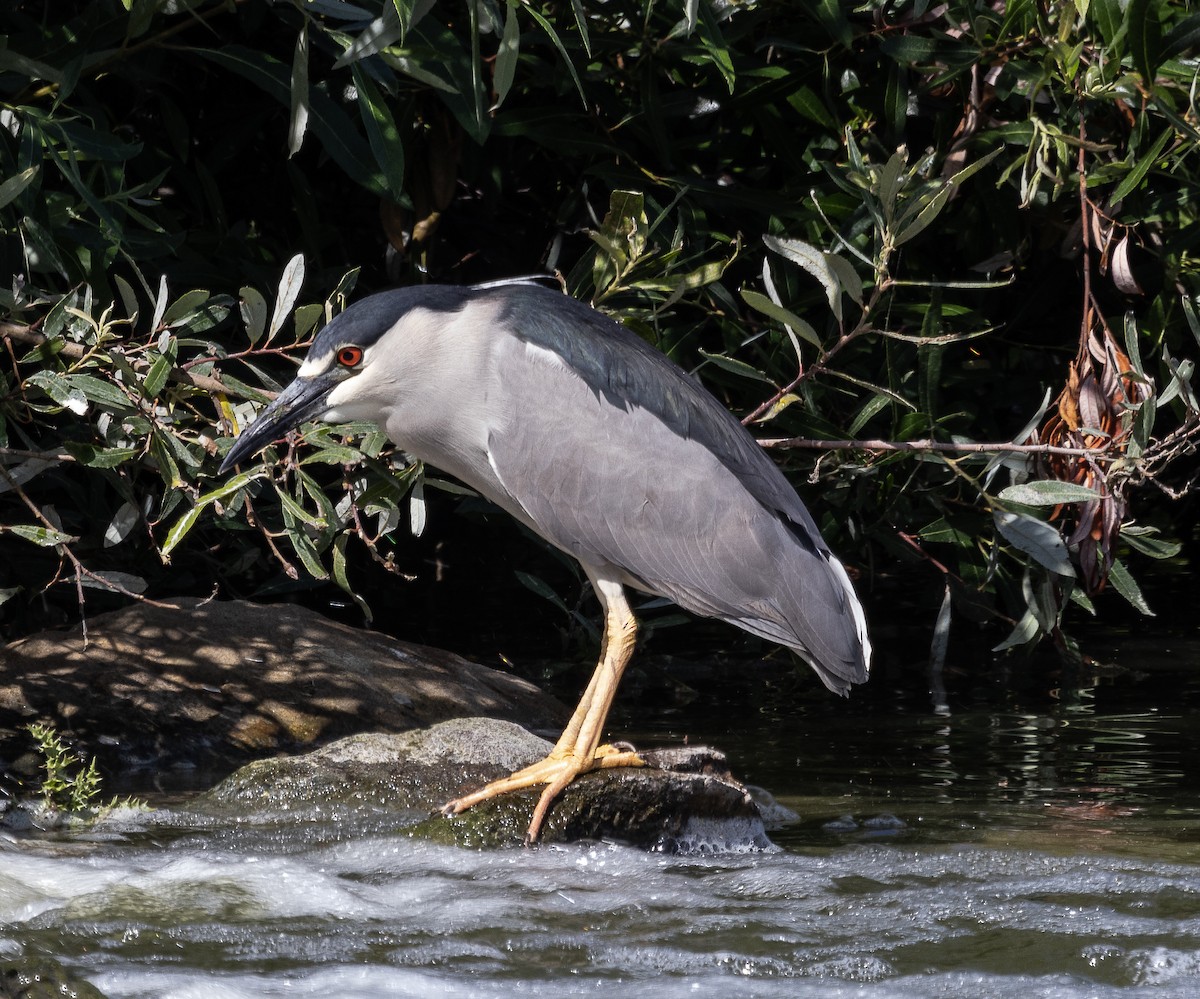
top-left (1119, 527), bottom-right (1182, 560)
top-left (695, 0), bottom-right (736, 93)
top-left (1110, 126), bottom-right (1172, 204)
top-left (492, 2), bottom-right (521, 109)
top-left (847, 392), bottom-right (891, 437)
top-left (1127, 0), bottom-right (1163, 84)
top-left (161, 470), bottom-right (261, 558)
top-left (814, 0), bottom-right (854, 48)
top-left (332, 534), bottom-right (372, 621)
top-left (270, 254), bottom-right (305, 341)
top-left (333, 4), bottom-right (403, 68)
top-left (0, 166), bottom-right (39, 211)
top-left (64, 374), bottom-right (133, 410)
top-left (1090, 0), bottom-right (1127, 49)
top-left (521, 5), bottom-right (586, 108)
top-left (240, 286), bottom-right (268, 345)
top-left (288, 23), bottom-right (310, 157)
top-left (288, 529), bottom-right (329, 580)
top-left (62, 443), bottom-right (139, 468)
top-left (992, 606), bottom-right (1041, 652)
top-left (697, 349), bottom-right (774, 385)
top-left (162, 289), bottom-right (211, 327)
top-left (4, 525), bottom-right (78, 547)
top-left (741, 289), bottom-right (822, 348)
top-left (1108, 558), bottom-right (1154, 615)
top-left (763, 235), bottom-right (845, 322)
top-left (143, 351), bottom-right (173, 399)
top-left (998, 480), bottom-right (1101, 505)
top-left (786, 86), bottom-right (837, 131)
top-left (994, 510), bottom-right (1074, 576)
top-left (351, 63), bottom-right (406, 202)
top-left (894, 184), bottom-right (953, 246)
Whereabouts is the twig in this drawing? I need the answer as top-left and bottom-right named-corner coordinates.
top-left (759, 436), bottom-right (1111, 458)
top-left (3, 318), bottom-right (250, 398)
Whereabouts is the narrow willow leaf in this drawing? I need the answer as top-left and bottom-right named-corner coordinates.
top-left (847, 392), bottom-right (891, 437)
top-left (492, 2), bottom-right (521, 109)
top-left (278, 488), bottom-right (326, 528)
top-left (240, 286), bottom-right (268, 344)
top-left (162, 289), bottom-right (211, 326)
top-left (289, 530), bottom-right (329, 580)
top-left (0, 166), bottom-right (39, 210)
top-left (741, 291), bottom-right (822, 352)
top-left (894, 184), bottom-right (952, 246)
top-left (150, 274), bottom-right (168, 332)
top-left (522, 5), bottom-right (586, 107)
top-left (998, 480), bottom-right (1100, 505)
top-left (1108, 558), bottom-right (1154, 615)
top-left (1111, 126), bottom-right (1172, 204)
top-left (80, 570), bottom-right (147, 594)
top-left (1119, 527), bottom-right (1182, 559)
top-left (763, 234), bottom-right (843, 322)
top-left (698, 349), bottom-right (775, 385)
top-left (333, 4), bottom-right (403, 68)
top-left (161, 470), bottom-right (260, 557)
top-left (569, 0), bottom-right (591, 56)
top-left (288, 23), bottom-right (310, 157)
top-left (5, 524), bottom-right (79, 547)
top-left (942, 145), bottom-right (1002, 188)
top-left (64, 443), bottom-right (138, 468)
top-left (994, 510), bottom-right (1074, 576)
top-left (332, 534), bottom-right (372, 621)
top-left (823, 251), bottom-right (863, 307)
top-left (143, 352), bottom-right (172, 399)
top-left (270, 254), bottom-right (305, 341)
top-left (992, 606), bottom-right (1041, 652)
top-left (351, 63), bottom-right (405, 201)
top-left (113, 273), bottom-right (139, 326)
top-left (104, 502), bottom-right (140, 548)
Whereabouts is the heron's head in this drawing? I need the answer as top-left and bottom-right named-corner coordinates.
top-left (218, 286), bottom-right (472, 473)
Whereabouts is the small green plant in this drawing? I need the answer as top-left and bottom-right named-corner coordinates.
top-left (26, 721), bottom-right (104, 813)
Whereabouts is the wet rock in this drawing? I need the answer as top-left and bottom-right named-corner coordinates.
top-left (0, 598), bottom-right (566, 784)
top-left (1, 955), bottom-right (109, 999)
top-left (194, 717), bottom-right (774, 853)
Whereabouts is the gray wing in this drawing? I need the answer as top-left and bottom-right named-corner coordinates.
top-left (482, 291), bottom-right (868, 694)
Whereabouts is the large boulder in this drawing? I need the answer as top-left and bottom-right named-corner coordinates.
top-left (0, 598), bottom-right (566, 782)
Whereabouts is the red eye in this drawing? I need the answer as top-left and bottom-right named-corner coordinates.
top-left (337, 346), bottom-right (363, 368)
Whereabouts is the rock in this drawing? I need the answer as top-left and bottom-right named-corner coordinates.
top-left (0, 598), bottom-right (566, 784)
top-left (193, 717), bottom-right (774, 853)
top-left (1, 956), bottom-right (109, 999)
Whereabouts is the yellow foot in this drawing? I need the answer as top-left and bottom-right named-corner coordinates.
top-left (441, 743), bottom-right (645, 844)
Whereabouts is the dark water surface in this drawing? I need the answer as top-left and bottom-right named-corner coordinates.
top-left (3, 625), bottom-right (1199, 997)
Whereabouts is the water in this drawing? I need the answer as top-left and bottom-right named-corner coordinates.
top-left (3, 634), bottom-right (1200, 997)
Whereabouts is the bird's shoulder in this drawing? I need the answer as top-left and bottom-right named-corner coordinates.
top-left (488, 285), bottom-right (821, 539)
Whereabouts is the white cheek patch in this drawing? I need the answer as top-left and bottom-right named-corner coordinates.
top-left (298, 353), bottom-right (334, 378)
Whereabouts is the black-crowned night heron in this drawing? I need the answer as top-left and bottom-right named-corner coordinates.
top-left (220, 281), bottom-right (870, 842)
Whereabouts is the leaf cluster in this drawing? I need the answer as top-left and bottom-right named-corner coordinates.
top-left (0, 1), bottom-right (1198, 667)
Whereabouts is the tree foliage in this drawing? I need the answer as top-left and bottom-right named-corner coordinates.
top-left (1, 0), bottom-right (1197, 665)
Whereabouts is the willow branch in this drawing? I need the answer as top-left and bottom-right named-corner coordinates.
top-left (759, 436), bottom-right (1112, 458)
top-left (3, 319), bottom-right (246, 398)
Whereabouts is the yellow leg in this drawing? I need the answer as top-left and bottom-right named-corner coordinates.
top-left (441, 575), bottom-right (646, 843)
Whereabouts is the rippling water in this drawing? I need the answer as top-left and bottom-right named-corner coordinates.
top-left (3, 633), bottom-right (1200, 997)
